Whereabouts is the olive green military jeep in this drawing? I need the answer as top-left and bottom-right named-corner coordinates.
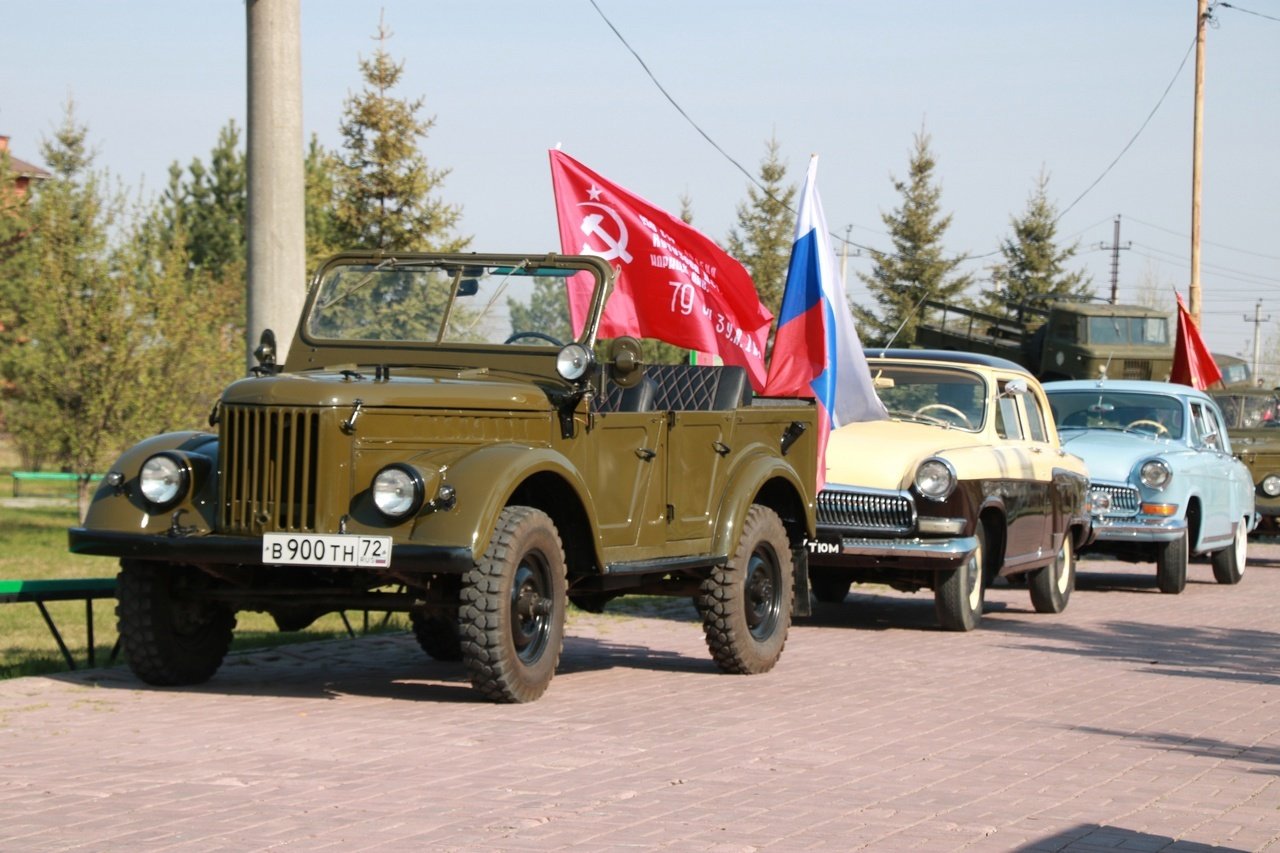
top-left (69, 252), bottom-right (817, 702)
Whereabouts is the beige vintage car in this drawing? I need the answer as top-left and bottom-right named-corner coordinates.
top-left (809, 349), bottom-right (1093, 631)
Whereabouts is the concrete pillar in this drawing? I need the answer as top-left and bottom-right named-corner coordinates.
top-left (246, 0), bottom-right (306, 369)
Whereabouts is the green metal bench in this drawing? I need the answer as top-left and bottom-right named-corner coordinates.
top-left (0, 578), bottom-right (119, 670)
top-left (10, 471), bottom-right (104, 497)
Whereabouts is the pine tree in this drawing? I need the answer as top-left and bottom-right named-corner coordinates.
top-left (304, 134), bottom-right (342, 272)
top-left (334, 14), bottom-right (467, 253)
top-left (986, 169), bottom-right (1092, 313)
top-left (855, 129), bottom-right (972, 347)
top-left (2, 105), bottom-right (238, 518)
top-left (726, 137), bottom-right (796, 319)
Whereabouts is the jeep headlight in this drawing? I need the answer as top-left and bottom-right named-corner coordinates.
top-left (1139, 459), bottom-right (1172, 490)
top-left (372, 464), bottom-right (424, 520)
top-left (914, 458), bottom-right (956, 501)
top-left (556, 343), bottom-right (593, 382)
top-left (139, 453), bottom-right (189, 509)
top-left (1261, 474), bottom-right (1280, 497)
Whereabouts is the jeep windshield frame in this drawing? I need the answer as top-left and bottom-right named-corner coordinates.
top-left (286, 252), bottom-right (612, 378)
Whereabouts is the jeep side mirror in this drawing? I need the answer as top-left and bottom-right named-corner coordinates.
top-left (607, 336), bottom-right (645, 389)
top-left (252, 328), bottom-right (279, 376)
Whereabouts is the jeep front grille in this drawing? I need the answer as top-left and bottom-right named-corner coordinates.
top-left (1092, 483), bottom-right (1139, 517)
top-left (817, 488), bottom-right (914, 534)
top-left (221, 405), bottom-right (320, 534)
top-left (1120, 360), bottom-right (1151, 380)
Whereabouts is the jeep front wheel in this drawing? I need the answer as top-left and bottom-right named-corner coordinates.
top-left (460, 506), bottom-right (567, 703)
top-left (699, 504), bottom-right (793, 674)
top-left (115, 559), bottom-right (235, 686)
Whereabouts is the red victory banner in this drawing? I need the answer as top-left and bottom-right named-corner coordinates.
top-left (549, 149), bottom-right (773, 390)
top-left (1170, 291), bottom-right (1222, 390)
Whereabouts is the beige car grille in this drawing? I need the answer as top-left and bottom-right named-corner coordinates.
top-left (817, 489), bottom-right (914, 534)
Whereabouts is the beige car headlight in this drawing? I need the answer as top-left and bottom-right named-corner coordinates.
top-left (1261, 474), bottom-right (1280, 498)
top-left (914, 458), bottom-right (956, 501)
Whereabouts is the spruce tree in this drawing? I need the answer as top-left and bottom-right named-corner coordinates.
top-left (726, 137), bottom-right (796, 319)
top-left (986, 169), bottom-right (1092, 313)
top-left (334, 15), bottom-right (467, 253)
top-left (855, 129), bottom-right (972, 347)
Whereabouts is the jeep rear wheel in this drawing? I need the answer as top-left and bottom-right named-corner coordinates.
top-left (1156, 531), bottom-right (1188, 594)
top-left (1029, 532), bottom-right (1075, 614)
top-left (460, 507), bottom-right (566, 703)
top-left (699, 504), bottom-right (793, 674)
top-left (410, 610), bottom-right (462, 661)
top-left (935, 525), bottom-right (985, 631)
top-left (810, 568), bottom-right (852, 604)
top-left (115, 559), bottom-right (235, 686)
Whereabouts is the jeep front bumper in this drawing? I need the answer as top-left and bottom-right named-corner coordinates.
top-left (67, 528), bottom-right (475, 574)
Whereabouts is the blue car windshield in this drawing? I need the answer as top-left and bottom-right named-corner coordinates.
top-left (1049, 390), bottom-right (1185, 440)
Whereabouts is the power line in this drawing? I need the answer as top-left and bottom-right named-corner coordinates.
top-left (1125, 215), bottom-right (1280, 261)
top-left (1219, 2), bottom-right (1280, 22)
top-left (1056, 33), bottom-right (1198, 222)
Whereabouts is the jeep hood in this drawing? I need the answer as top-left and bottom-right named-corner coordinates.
top-left (220, 371), bottom-right (553, 412)
top-left (824, 419), bottom-right (988, 489)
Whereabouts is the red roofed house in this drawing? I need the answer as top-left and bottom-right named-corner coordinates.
top-left (0, 135), bottom-right (50, 198)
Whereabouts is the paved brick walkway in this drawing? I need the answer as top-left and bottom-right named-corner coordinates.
top-left (1, 545), bottom-right (1278, 852)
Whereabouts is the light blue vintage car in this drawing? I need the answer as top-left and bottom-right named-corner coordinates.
top-left (1043, 379), bottom-right (1256, 593)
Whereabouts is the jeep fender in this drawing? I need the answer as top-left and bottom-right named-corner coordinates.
top-left (82, 431), bottom-right (219, 532)
top-left (404, 443), bottom-right (599, 564)
top-left (711, 447), bottom-right (815, 559)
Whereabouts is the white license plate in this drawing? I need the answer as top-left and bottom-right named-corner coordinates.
top-left (262, 533), bottom-right (393, 568)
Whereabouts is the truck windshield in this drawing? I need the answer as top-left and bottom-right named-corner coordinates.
top-left (307, 259), bottom-right (581, 346)
top-left (1087, 316), bottom-right (1169, 346)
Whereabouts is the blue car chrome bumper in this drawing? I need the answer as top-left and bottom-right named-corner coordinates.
top-left (1088, 514), bottom-right (1187, 543)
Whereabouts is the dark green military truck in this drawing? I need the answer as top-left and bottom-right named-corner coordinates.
top-left (69, 252), bottom-right (817, 702)
top-left (915, 298), bottom-right (1173, 382)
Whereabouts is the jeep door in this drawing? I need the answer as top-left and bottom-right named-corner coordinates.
top-left (665, 411), bottom-right (736, 544)
top-left (590, 410), bottom-right (668, 553)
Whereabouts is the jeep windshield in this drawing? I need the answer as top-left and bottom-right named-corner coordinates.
top-left (306, 257), bottom-right (587, 347)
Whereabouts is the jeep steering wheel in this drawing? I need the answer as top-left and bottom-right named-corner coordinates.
top-left (504, 331), bottom-right (564, 347)
top-left (1126, 419), bottom-right (1169, 436)
top-left (915, 403), bottom-right (973, 428)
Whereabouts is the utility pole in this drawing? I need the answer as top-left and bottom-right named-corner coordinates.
top-left (1097, 215), bottom-right (1131, 304)
top-left (1246, 300), bottom-right (1271, 381)
top-left (840, 224), bottom-right (852, 285)
top-left (1190, 0), bottom-right (1209, 326)
top-left (246, 0), bottom-right (306, 370)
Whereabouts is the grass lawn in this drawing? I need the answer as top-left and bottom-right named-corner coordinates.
top-left (0, 473), bottom-right (410, 680)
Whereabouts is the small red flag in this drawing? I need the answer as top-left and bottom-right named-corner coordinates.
top-left (549, 149), bottom-right (772, 390)
top-left (1170, 292), bottom-right (1222, 390)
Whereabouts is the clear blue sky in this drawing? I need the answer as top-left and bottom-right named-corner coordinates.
top-left (3, 1), bottom-right (1277, 365)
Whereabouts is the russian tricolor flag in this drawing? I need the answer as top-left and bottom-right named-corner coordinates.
top-left (764, 156), bottom-right (886, 490)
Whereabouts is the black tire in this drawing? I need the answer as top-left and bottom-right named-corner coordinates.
top-left (1029, 532), bottom-right (1075, 614)
top-left (698, 504), bottom-right (793, 674)
top-left (115, 559), bottom-right (235, 686)
top-left (934, 524), bottom-right (986, 631)
top-left (459, 506), bottom-right (566, 703)
top-left (1211, 520), bottom-right (1247, 585)
top-left (1156, 531), bottom-right (1189, 594)
top-left (409, 610), bottom-right (462, 661)
top-left (809, 569), bottom-right (852, 604)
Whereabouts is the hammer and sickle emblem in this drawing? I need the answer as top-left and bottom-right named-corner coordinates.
top-left (577, 201), bottom-right (633, 264)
